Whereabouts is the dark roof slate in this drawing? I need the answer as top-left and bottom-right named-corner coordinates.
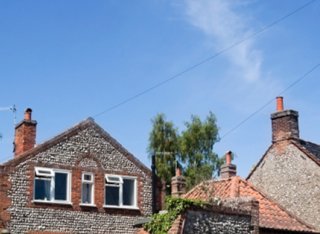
top-left (297, 139), bottom-right (320, 163)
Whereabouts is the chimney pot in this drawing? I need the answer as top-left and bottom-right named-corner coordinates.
top-left (276, 96), bottom-right (284, 112)
top-left (24, 108), bottom-right (32, 121)
top-left (176, 167), bottom-right (181, 177)
top-left (220, 150), bottom-right (236, 179)
top-left (226, 151), bottom-right (232, 165)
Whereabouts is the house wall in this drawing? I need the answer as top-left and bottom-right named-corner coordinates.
top-left (182, 210), bottom-right (253, 234)
top-left (0, 167), bottom-right (11, 229)
top-left (179, 198), bottom-right (259, 234)
top-left (3, 125), bottom-right (152, 234)
top-left (248, 143), bottom-right (320, 230)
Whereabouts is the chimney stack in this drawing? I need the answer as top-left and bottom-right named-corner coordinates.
top-left (271, 97), bottom-right (299, 143)
top-left (14, 108), bottom-right (37, 157)
top-left (220, 151), bottom-right (236, 179)
top-left (171, 167), bottom-right (186, 197)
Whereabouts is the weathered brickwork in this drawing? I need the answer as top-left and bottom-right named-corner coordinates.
top-left (183, 210), bottom-right (252, 234)
top-left (271, 110), bottom-right (299, 142)
top-left (0, 167), bottom-right (11, 228)
top-left (14, 109), bottom-right (37, 157)
top-left (2, 121), bottom-right (152, 234)
top-left (248, 143), bottom-right (320, 230)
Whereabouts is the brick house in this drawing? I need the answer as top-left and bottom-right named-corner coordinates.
top-left (0, 109), bottom-right (152, 234)
top-left (247, 97), bottom-right (320, 231)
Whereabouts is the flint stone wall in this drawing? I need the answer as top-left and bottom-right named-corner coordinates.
top-left (183, 209), bottom-right (252, 234)
top-left (5, 125), bottom-right (152, 234)
top-left (248, 143), bottom-right (320, 231)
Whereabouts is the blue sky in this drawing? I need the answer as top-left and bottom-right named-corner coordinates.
top-left (1, 0), bottom-right (319, 178)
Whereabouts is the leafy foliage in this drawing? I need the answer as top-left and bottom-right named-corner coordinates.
top-left (148, 112), bottom-right (223, 191)
top-left (144, 197), bottom-right (206, 234)
top-left (147, 114), bottom-right (179, 186)
top-left (180, 112), bottom-right (223, 189)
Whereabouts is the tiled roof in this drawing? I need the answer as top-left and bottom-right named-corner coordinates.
top-left (184, 176), bottom-right (316, 233)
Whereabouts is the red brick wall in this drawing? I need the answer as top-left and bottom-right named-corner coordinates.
top-left (0, 169), bottom-right (11, 228)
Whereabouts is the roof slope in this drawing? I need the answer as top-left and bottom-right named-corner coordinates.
top-left (184, 176), bottom-right (316, 233)
top-left (247, 139), bottom-right (320, 180)
top-left (1, 118), bottom-right (151, 175)
top-left (295, 139), bottom-right (320, 165)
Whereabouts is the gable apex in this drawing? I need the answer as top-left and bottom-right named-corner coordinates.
top-left (247, 139), bottom-right (320, 180)
top-left (1, 117), bottom-right (151, 175)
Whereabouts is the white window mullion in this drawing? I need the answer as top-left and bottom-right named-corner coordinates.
top-left (51, 174), bottom-right (55, 201)
top-left (119, 182), bottom-right (123, 206)
top-left (133, 179), bottom-right (137, 207)
top-left (68, 171), bottom-right (72, 202)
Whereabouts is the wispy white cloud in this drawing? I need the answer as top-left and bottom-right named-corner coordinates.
top-left (184, 0), bottom-right (262, 82)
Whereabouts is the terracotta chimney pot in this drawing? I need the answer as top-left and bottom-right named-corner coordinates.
top-left (226, 151), bottom-right (232, 165)
top-left (276, 96), bottom-right (284, 112)
top-left (176, 167), bottom-right (181, 177)
top-left (24, 108), bottom-right (32, 120)
top-left (220, 150), bottom-right (236, 179)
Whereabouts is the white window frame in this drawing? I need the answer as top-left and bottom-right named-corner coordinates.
top-left (80, 172), bottom-right (95, 206)
top-left (35, 167), bottom-right (54, 177)
top-left (104, 174), bottom-right (138, 209)
top-left (33, 167), bottom-right (72, 204)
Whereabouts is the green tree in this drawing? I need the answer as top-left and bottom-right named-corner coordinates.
top-left (147, 114), bottom-right (179, 187)
top-left (148, 112), bottom-right (222, 192)
top-left (180, 112), bottom-right (221, 189)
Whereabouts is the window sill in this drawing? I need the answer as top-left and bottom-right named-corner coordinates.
top-left (32, 200), bottom-right (72, 205)
top-left (103, 205), bottom-right (139, 210)
top-left (80, 203), bottom-right (96, 207)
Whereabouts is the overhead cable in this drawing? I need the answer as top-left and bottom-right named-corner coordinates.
top-left (93, 0), bottom-right (316, 118)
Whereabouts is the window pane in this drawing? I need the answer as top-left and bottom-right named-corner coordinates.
top-left (123, 179), bottom-right (135, 206)
top-left (84, 174), bottom-right (92, 181)
top-left (35, 179), bottom-right (51, 200)
top-left (82, 183), bottom-right (92, 204)
top-left (105, 186), bottom-right (119, 206)
top-left (55, 173), bottom-right (67, 200)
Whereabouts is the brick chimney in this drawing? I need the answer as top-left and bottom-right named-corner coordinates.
top-left (14, 108), bottom-right (37, 157)
top-left (171, 167), bottom-right (186, 197)
top-left (220, 151), bottom-right (236, 179)
top-left (271, 97), bottom-right (299, 143)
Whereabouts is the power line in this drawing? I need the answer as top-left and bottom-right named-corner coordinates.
top-left (93, 0), bottom-right (316, 118)
top-left (220, 62), bottom-right (320, 140)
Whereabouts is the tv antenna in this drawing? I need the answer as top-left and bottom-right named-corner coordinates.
top-left (0, 105), bottom-right (17, 140)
